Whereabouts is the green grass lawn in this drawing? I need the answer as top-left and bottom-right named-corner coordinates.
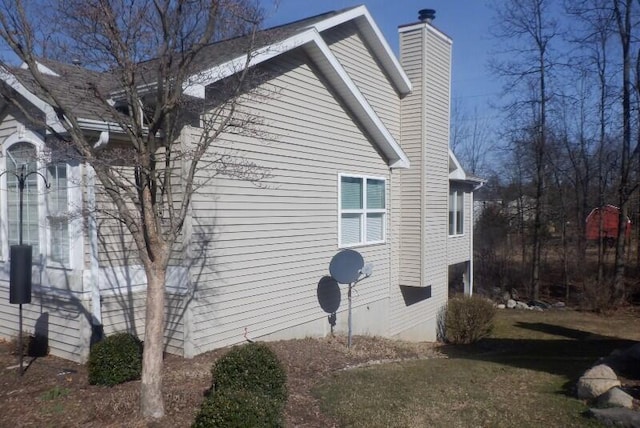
top-left (313, 309), bottom-right (640, 428)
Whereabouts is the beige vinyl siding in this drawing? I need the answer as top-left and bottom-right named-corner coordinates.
top-left (101, 291), bottom-right (186, 356)
top-left (0, 283), bottom-right (91, 361)
top-left (323, 22), bottom-right (401, 142)
top-left (448, 187), bottom-right (473, 265)
top-left (188, 50), bottom-right (392, 353)
top-left (391, 24), bottom-right (452, 338)
top-left (397, 28), bottom-right (424, 289)
top-left (93, 170), bottom-right (140, 267)
top-left (421, 27), bottom-right (452, 323)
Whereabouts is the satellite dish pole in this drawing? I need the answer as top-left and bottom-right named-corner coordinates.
top-left (329, 249), bottom-right (373, 348)
top-left (1, 165), bottom-right (50, 376)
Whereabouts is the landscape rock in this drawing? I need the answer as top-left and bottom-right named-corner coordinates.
top-left (588, 407), bottom-right (640, 428)
top-left (515, 301), bottom-right (530, 310)
top-left (528, 300), bottom-right (550, 309)
top-left (577, 364), bottom-right (621, 399)
top-left (596, 387), bottom-right (634, 409)
top-left (506, 299), bottom-right (516, 309)
top-left (496, 304), bottom-right (506, 309)
top-left (553, 301), bottom-right (566, 308)
top-left (510, 288), bottom-right (519, 300)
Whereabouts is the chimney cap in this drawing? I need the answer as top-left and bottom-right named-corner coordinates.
top-left (418, 9), bottom-right (436, 22)
top-left (71, 58), bottom-right (82, 66)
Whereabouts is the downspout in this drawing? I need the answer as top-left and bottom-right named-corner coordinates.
top-left (88, 131), bottom-right (108, 338)
top-left (469, 180), bottom-right (485, 296)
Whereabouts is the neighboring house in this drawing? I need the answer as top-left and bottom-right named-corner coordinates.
top-left (0, 6), bottom-right (481, 362)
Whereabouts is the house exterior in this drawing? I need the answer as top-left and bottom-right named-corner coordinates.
top-left (0, 6), bottom-right (481, 362)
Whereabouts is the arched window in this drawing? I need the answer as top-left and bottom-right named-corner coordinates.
top-left (6, 142), bottom-right (40, 254)
top-left (3, 138), bottom-right (70, 266)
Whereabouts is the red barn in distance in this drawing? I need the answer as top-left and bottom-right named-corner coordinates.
top-left (585, 205), bottom-right (631, 242)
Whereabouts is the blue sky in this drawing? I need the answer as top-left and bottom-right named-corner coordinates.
top-left (261, 1), bottom-right (500, 120)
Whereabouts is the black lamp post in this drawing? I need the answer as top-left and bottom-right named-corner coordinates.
top-left (1, 165), bottom-right (49, 376)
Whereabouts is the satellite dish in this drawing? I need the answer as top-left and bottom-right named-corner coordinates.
top-left (329, 249), bottom-right (364, 284)
top-left (361, 263), bottom-right (374, 277)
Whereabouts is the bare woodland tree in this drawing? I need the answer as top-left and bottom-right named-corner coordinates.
top-left (490, 0), bottom-right (559, 300)
top-left (0, 0), bottom-right (272, 419)
top-left (451, 101), bottom-right (493, 177)
top-left (566, 0), bottom-right (617, 283)
top-left (611, 0), bottom-right (634, 303)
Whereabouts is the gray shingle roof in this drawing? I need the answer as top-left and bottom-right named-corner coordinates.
top-left (7, 7), bottom-right (355, 123)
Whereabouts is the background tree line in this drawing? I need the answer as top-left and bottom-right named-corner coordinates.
top-left (454, 0), bottom-right (640, 308)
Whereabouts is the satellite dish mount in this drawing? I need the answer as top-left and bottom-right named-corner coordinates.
top-left (329, 249), bottom-right (373, 348)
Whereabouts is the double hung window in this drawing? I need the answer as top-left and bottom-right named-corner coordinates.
top-left (46, 163), bottom-right (69, 264)
top-left (339, 175), bottom-right (386, 246)
top-left (449, 188), bottom-right (464, 236)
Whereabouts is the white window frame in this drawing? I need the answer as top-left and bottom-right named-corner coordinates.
top-left (449, 188), bottom-right (464, 236)
top-left (338, 173), bottom-right (387, 248)
top-left (0, 129), bottom-right (83, 270)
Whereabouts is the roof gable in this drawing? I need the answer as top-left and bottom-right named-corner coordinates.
top-left (183, 6), bottom-right (409, 169)
top-left (0, 6), bottom-right (410, 168)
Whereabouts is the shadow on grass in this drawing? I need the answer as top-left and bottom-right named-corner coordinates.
top-left (440, 321), bottom-right (638, 395)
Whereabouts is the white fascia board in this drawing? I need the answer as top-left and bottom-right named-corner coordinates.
top-left (304, 32), bottom-right (409, 169)
top-left (312, 6), bottom-right (412, 95)
top-left (449, 149), bottom-right (466, 180)
top-left (183, 30), bottom-right (316, 98)
top-left (184, 27), bottom-right (409, 168)
top-left (0, 67), bottom-right (66, 133)
top-left (20, 61), bottom-right (60, 77)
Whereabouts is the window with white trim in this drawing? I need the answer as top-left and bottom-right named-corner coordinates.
top-left (339, 175), bottom-right (386, 246)
top-left (449, 188), bottom-right (464, 236)
top-left (46, 163), bottom-right (69, 264)
top-left (3, 141), bottom-right (70, 265)
top-left (6, 142), bottom-right (40, 253)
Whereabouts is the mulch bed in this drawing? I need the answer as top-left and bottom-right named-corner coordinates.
top-left (0, 336), bottom-right (442, 427)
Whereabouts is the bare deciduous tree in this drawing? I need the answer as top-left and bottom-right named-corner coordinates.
top-left (0, 0), bottom-right (272, 418)
top-left (490, 0), bottom-right (560, 300)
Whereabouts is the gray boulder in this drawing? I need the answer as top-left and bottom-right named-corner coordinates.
top-left (506, 299), bottom-right (516, 309)
top-left (515, 301), bottom-right (530, 310)
top-left (577, 364), bottom-right (621, 399)
top-left (596, 387), bottom-right (634, 409)
top-left (588, 408), bottom-right (640, 428)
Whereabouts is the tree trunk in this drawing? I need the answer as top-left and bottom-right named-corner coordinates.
top-left (140, 261), bottom-right (167, 419)
top-left (612, 0), bottom-right (632, 305)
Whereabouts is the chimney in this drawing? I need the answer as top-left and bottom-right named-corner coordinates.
top-left (418, 9), bottom-right (436, 23)
top-left (397, 8), bottom-right (452, 289)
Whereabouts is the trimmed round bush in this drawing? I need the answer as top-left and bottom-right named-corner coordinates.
top-left (211, 343), bottom-right (287, 405)
top-left (193, 389), bottom-right (283, 428)
top-left (444, 295), bottom-right (496, 344)
top-left (88, 332), bottom-right (143, 386)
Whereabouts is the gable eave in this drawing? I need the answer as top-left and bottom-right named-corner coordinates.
top-left (185, 28), bottom-right (409, 170)
top-left (311, 5), bottom-right (412, 95)
top-left (0, 67), bottom-right (67, 134)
